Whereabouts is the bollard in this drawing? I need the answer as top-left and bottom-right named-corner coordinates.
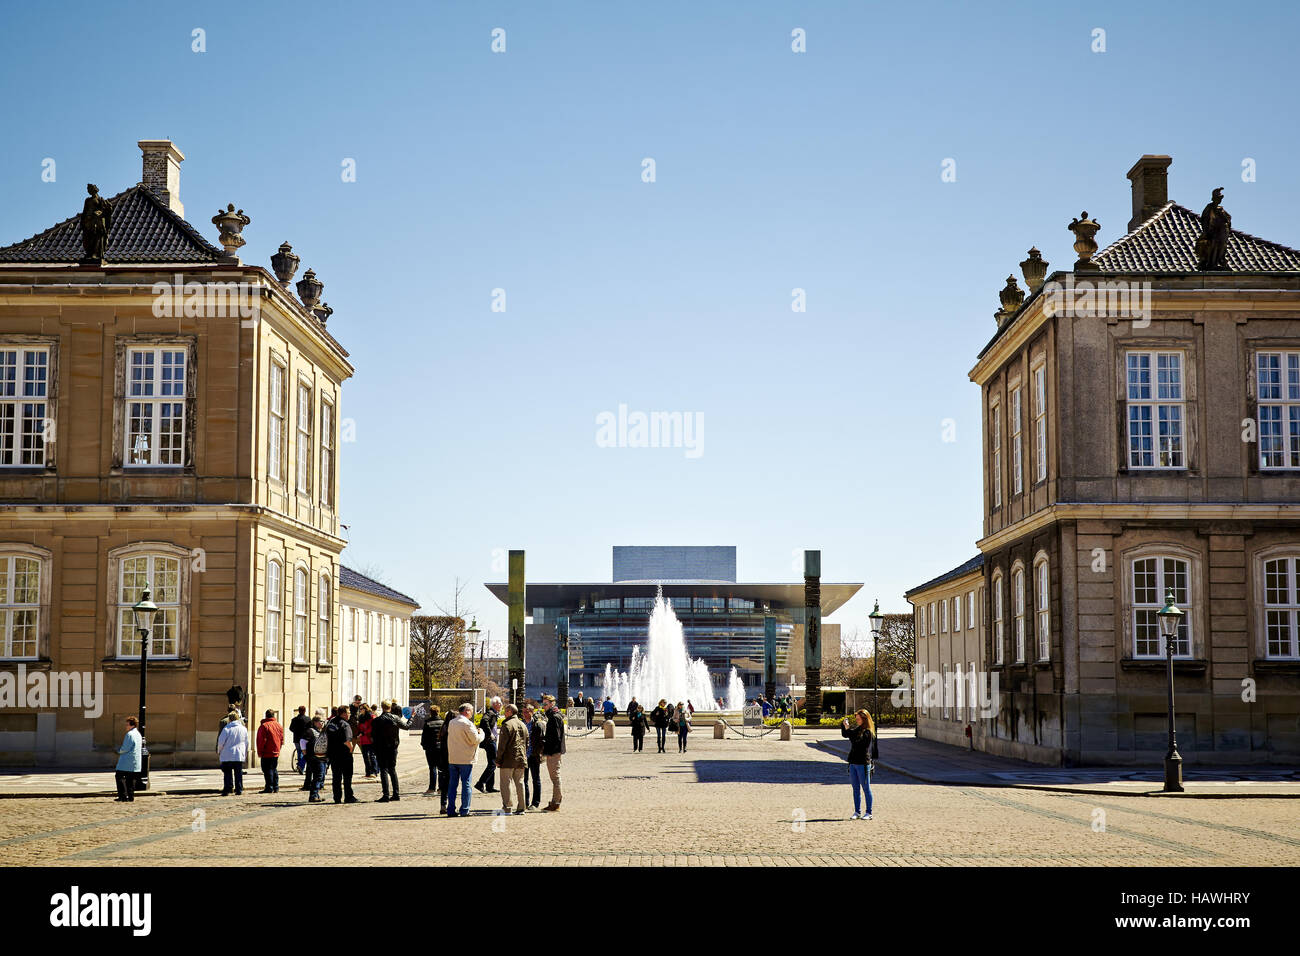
top-left (713, 720), bottom-right (725, 739)
top-left (779, 720), bottom-right (792, 741)
top-left (603, 719), bottom-right (615, 739)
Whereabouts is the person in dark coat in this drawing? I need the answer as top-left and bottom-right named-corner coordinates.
top-left (649, 699), bottom-right (669, 753)
top-left (421, 705), bottom-right (446, 802)
top-left (841, 709), bottom-right (876, 820)
top-left (628, 703), bottom-right (648, 752)
top-left (288, 705), bottom-right (310, 775)
top-left (523, 701), bottom-right (544, 810)
top-left (584, 694), bottom-right (595, 729)
top-left (372, 699), bottom-right (410, 802)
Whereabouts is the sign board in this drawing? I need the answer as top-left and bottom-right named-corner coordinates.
top-left (566, 707), bottom-right (587, 730)
top-left (743, 704), bottom-right (763, 727)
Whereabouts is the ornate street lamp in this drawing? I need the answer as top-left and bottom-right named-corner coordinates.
top-left (132, 584), bottom-right (159, 791)
top-left (466, 618), bottom-right (481, 707)
top-left (1157, 588), bottom-right (1185, 793)
top-left (869, 599), bottom-right (884, 728)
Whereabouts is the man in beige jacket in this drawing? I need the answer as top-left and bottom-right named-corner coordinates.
top-left (445, 703), bottom-right (484, 817)
top-left (495, 703), bottom-right (529, 815)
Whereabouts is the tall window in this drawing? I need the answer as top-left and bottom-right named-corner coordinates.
top-left (1132, 556), bottom-right (1191, 657)
top-left (1033, 365), bottom-right (1047, 483)
top-left (1257, 351), bottom-right (1300, 469)
top-left (358, 610), bottom-right (368, 644)
top-left (0, 553), bottom-right (40, 658)
top-left (319, 400), bottom-right (334, 506)
top-left (265, 558), bottom-right (283, 661)
top-left (318, 574), bottom-right (332, 664)
top-left (928, 602), bottom-right (935, 635)
top-left (992, 574), bottom-right (1004, 665)
top-left (117, 554), bottom-right (179, 657)
top-left (1035, 557), bottom-right (1050, 660)
top-left (344, 606), bottom-right (353, 642)
top-left (939, 599), bottom-right (947, 633)
top-left (953, 595), bottom-right (961, 632)
top-left (990, 400), bottom-right (1002, 508)
top-left (967, 659), bottom-right (976, 721)
top-left (268, 362), bottom-right (285, 481)
top-left (1012, 566), bottom-right (1026, 662)
top-left (918, 605), bottom-right (926, 638)
top-left (941, 664), bottom-right (949, 719)
top-left (1010, 386), bottom-right (1023, 494)
top-left (296, 383), bottom-right (312, 494)
top-left (126, 347), bottom-right (186, 466)
top-left (0, 347), bottom-right (50, 467)
top-left (293, 567), bottom-right (308, 663)
top-left (359, 669), bottom-right (368, 702)
top-left (1127, 351), bottom-right (1184, 468)
top-left (1263, 557), bottom-right (1300, 658)
top-left (967, 590), bottom-right (975, 628)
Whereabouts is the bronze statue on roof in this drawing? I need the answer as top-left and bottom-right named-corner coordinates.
top-left (1196, 187), bottom-right (1231, 271)
top-left (80, 184), bottom-right (113, 261)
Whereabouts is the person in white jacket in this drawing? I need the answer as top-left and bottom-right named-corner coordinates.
top-left (445, 703), bottom-right (483, 817)
top-left (216, 711), bottom-right (250, 796)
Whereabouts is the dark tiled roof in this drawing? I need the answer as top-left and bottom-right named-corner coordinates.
top-left (340, 566), bottom-right (420, 609)
top-left (1093, 201), bottom-right (1300, 273)
top-left (0, 185), bottom-right (225, 264)
top-left (905, 554), bottom-right (984, 599)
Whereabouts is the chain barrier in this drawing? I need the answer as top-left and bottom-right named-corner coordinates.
top-left (715, 718), bottom-right (783, 739)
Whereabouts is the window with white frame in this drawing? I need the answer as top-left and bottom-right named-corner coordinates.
top-left (992, 574), bottom-right (1004, 665)
top-left (1013, 566), bottom-right (1026, 662)
top-left (967, 590), bottom-right (975, 628)
top-left (939, 599), bottom-right (947, 633)
top-left (941, 664), bottom-right (949, 718)
top-left (358, 669), bottom-right (368, 702)
top-left (1126, 351), bottom-right (1185, 468)
top-left (319, 399), bottom-right (334, 506)
top-left (117, 553), bottom-right (180, 657)
top-left (928, 602), bottom-right (935, 635)
top-left (917, 606), bottom-right (926, 638)
top-left (967, 659), bottom-right (976, 721)
top-left (953, 595), bottom-right (961, 632)
top-left (293, 567), bottom-right (308, 663)
top-left (1035, 556), bottom-right (1050, 660)
top-left (1131, 556), bottom-right (1191, 657)
top-left (1257, 351), bottom-right (1300, 469)
top-left (265, 558), bottom-right (283, 661)
top-left (990, 400), bottom-right (1002, 508)
top-left (359, 610), bottom-right (368, 644)
top-left (0, 552), bottom-right (41, 658)
top-left (268, 362), bottom-right (285, 481)
top-left (1033, 365), bottom-right (1047, 483)
top-left (954, 662), bottom-right (964, 720)
top-left (345, 669), bottom-right (354, 703)
top-left (125, 346), bottom-right (186, 466)
top-left (0, 347), bottom-right (50, 467)
top-left (1010, 386), bottom-right (1023, 494)
top-left (1262, 556), bottom-right (1300, 658)
top-left (318, 574), bottom-right (331, 664)
top-left (296, 383), bottom-right (312, 494)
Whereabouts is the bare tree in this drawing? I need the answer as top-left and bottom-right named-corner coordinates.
top-left (410, 615), bottom-right (465, 692)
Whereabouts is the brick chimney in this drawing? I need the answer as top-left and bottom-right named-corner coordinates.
top-left (138, 140), bottom-right (185, 217)
top-left (1125, 154), bottom-right (1172, 231)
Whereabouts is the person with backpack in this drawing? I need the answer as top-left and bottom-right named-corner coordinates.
top-left (541, 694), bottom-right (566, 811)
top-left (421, 705), bottom-right (447, 804)
top-left (841, 708), bottom-right (876, 820)
top-left (650, 699), bottom-right (669, 753)
top-left (628, 702), bottom-right (648, 752)
top-left (674, 702), bottom-right (691, 753)
top-left (326, 705), bottom-right (358, 804)
top-left (305, 710), bottom-right (329, 802)
top-left (255, 709), bottom-right (284, 794)
top-left (216, 710), bottom-right (249, 796)
top-left (373, 699), bottom-right (410, 802)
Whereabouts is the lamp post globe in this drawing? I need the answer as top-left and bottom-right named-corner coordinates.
top-left (868, 600), bottom-right (884, 727)
top-left (1156, 588), bottom-right (1185, 793)
top-left (131, 584), bottom-right (159, 791)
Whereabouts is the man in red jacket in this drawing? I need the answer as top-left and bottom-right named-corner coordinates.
top-left (256, 709), bottom-right (285, 794)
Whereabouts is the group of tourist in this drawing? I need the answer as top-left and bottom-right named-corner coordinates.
top-left (623, 698), bottom-right (693, 753)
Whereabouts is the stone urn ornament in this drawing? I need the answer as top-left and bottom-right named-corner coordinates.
top-left (999, 274), bottom-right (1025, 314)
top-left (212, 203), bottom-right (251, 258)
top-left (297, 268), bottom-right (323, 309)
top-left (1068, 212), bottom-right (1101, 271)
top-left (1019, 247), bottom-right (1048, 292)
top-left (270, 241), bottom-right (300, 286)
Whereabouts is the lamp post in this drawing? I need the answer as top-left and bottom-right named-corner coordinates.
top-left (466, 618), bottom-right (481, 708)
top-left (1157, 588), bottom-right (1184, 793)
top-left (132, 584), bottom-right (159, 791)
top-left (868, 599), bottom-right (884, 728)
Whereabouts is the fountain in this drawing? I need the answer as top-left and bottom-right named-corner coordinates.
top-left (601, 590), bottom-right (747, 711)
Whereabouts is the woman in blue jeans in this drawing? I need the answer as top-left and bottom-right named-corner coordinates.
top-left (841, 709), bottom-right (875, 820)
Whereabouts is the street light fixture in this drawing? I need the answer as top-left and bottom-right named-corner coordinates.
top-left (1157, 588), bottom-right (1184, 793)
top-left (466, 618), bottom-right (481, 707)
top-left (131, 584), bottom-right (159, 791)
top-left (868, 599), bottom-right (884, 729)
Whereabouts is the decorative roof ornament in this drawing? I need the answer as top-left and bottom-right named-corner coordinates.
top-left (211, 203), bottom-right (250, 260)
top-left (1196, 187), bottom-right (1231, 271)
top-left (80, 184), bottom-right (113, 262)
top-left (1019, 247), bottom-right (1048, 292)
top-left (999, 274), bottom-right (1025, 314)
top-left (312, 302), bottom-right (333, 327)
top-left (1068, 211), bottom-right (1101, 272)
top-left (296, 268), bottom-right (323, 309)
top-left (270, 241), bottom-right (300, 286)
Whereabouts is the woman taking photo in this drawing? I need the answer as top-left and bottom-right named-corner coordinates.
top-left (841, 708), bottom-right (875, 819)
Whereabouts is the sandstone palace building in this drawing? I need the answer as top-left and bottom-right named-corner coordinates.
top-left (909, 156), bottom-right (1300, 765)
top-left (0, 140), bottom-right (355, 766)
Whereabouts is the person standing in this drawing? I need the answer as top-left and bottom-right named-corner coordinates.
top-left (475, 697), bottom-right (502, 794)
top-left (625, 696), bottom-right (639, 720)
top-left (114, 716), bottom-right (142, 802)
top-left (326, 705), bottom-right (358, 804)
top-left (356, 704), bottom-right (378, 778)
top-left (446, 703), bottom-right (483, 817)
top-left (675, 702), bottom-right (691, 753)
top-left (602, 696), bottom-right (615, 722)
top-left (373, 699), bottom-right (410, 802)
top-left (584, 694), bottom-right (595, 729)
top-left (256, 709), bottom-right (284, 793)
top-left (841, 709), bottom-right (876, 820)
top-left (522, 702), bottom-right (543, 810)
top-left (303, 711), bottom-right (328, 802)
top-left (421, 705), bottom-right (446, 801)
top-left (287, 705), bottom-right (310, 776)
top-left (217, 710), bottom-right (249, 795)
top-left (495, 703), bottom-right (528, 815)
top-left (541, 694), bottom-right (566, 812)
top-left (650, 699), bottom-right (669, 753)
top-left (629, 703), bottom-right (648, 752)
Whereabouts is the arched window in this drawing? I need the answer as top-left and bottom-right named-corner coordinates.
top-left (1131, 555), bottom-right (1191, 658)
top-left (1261, 553), bottom-right (1300, 659)
top-left (0, 548), bottom-right (45, 660)
top-left (265, 557), bottom-right (283, 661)
top-left (293, 567), bottom-right (308, 663)
top-left (991, 572), bottom-right (1004, 665)
top-left (1012, 564), bottom-right (1026, 662)
top-left (318, 574), bottom-right (332, 664)
top-left (116, 551), bottom-right (181, 657)
top-left (1034, 554), bottom-right (1051, 661)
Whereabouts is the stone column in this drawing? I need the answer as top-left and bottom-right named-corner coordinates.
top-left (804, 550), bottom-right (822, 725)
top-left (556, 616), bottom-right (570, 708)
top-left (763, 615), bottom-right (777, 702)
top-left (507, 550), bottom-right (526, 700)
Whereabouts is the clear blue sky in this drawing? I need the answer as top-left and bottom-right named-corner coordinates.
top-left (3, 0), bottom-right (1298, 654)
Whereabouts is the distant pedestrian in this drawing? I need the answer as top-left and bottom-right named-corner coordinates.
top-left (288, 705), bottom-right (310, 775)
top-left (304, 711), bottom-right (328, 802)
top-left (522, 702), bottom-right (543, 809)
top-left (356, 704), bottom-right (377, 778)
top-left (446, 703), bottom-right (483, 816)
top-left (114, 716), bottom-right (142, 802)
top-left (421, 705), bottom-right (447, 805)
top-left (675, 702), bottom-right (691, 753)
top-left (629, 703), bottom-right (647, 752)
top-left (475, 697), bottom-right (502, 794)
top-left (326, 705), bottom-right (358, 804)
top-left (256, 709), bottom-right (284, 793)
top-left (650, 699), bottom-right (669, 753)
top-left (687, 700), bottom-right (694, 716)
top-left (541, 694), bottom-right (566, 811)
top-left (496, 703), bottom-right (528, 815)
top-left (217, 710), bottom-right (249, 795)
top-left (373, 699), bottom-right (410, 802)
top-left (602, 697), bottom-right (615, 722)
top-left (841, 709), bottom-right (876, 820)
top-left (625, 696), bottom-right (639, 720)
